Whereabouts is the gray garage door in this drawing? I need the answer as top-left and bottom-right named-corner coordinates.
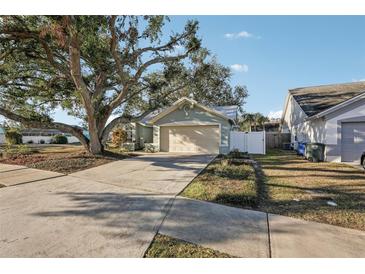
top-left (341, 122), bottom-right (365, 162)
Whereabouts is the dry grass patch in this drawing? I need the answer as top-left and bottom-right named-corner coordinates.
top-left (0, 145), bottom-right (130, 174)
top-left (253, 149), bottom-right (365, 231)
top-left (144, 234), bottom-right (232, 258)
top-left (181, 156), bottom-right (258, 209)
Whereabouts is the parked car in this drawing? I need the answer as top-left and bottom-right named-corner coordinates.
top-left (361, 152), bottom-right (365, 169)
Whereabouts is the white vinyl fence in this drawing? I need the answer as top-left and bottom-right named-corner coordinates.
top-left (230, 131), bottom-right (266, 154)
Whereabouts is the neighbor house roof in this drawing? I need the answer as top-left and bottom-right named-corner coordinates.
top-left (140, 97), bottom-right (238, 124)
top-left (289, 81), bottom-right (365, 117)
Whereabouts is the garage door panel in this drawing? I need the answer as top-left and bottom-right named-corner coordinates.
top-left (160, 126), bottom-right (219, 154)
top-left (341, 122), bottom-right (365, 162)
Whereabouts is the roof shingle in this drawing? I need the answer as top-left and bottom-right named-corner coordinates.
top-left (290, 81), bottom-right (365, 117)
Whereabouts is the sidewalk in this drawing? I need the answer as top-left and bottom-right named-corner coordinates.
top-left (159, 197), bottom-right (365, 258)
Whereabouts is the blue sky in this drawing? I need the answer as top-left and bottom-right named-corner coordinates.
top-left (174, 16), bottom-right (365, 118)
top-left (3, 16), bottom-right (365, 125)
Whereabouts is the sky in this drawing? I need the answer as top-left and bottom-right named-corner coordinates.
top-left (176, 16), bottom-right (365, 119)
top-left (3, 16), bottom-right (365, 125)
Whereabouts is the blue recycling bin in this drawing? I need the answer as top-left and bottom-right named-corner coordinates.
top-left (297, 142), bottom-right (306, 156)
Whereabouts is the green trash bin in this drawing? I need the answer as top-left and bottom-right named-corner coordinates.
top-left (305, 143), bottom-right (325, 162)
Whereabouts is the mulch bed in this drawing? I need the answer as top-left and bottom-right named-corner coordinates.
top-left (0, 151), bottom-right (128, 174)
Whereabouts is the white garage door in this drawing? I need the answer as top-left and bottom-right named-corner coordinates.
top-left (160, 125), bottom-right (220, 154)
top-left (341, 122), bottom-right (365, 162)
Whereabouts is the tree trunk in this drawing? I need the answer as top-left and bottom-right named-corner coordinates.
top-left (87, 114), bottom-right (103, 155)
top-left (88, 135), bottom-right (103, 155)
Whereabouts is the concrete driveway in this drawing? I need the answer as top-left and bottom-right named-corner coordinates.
top-left (2, 154), bottom-right (365, 258)
top-left (0, 154), bottom-right (214, 257)
top-left (70, 153), bottom-right (215, 195)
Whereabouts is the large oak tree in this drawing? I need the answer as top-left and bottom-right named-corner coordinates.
top-left (0, 16), bottom-right (247, 154)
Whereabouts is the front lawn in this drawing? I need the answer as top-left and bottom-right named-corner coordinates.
top-left (181, 149), bottom-right (365, 231)
top-left (181, 154), bottom-right (258, 209)
top-left (0, 144), bottom-right (130, 174)
top-left (253, 149), bottom-right (365, 231)
top-left (144, 234), bottom-right (232, 258)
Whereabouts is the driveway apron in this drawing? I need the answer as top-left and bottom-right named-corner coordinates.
top-left (70, 153), bottom-right (215, 195)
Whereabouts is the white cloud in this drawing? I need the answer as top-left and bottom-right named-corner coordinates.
top-left (224, 33), bottom-right (235, 39)
top-left (224, 30), bottom-right (258, 39)
top-left (352, 78), bottom-right (365, 82)
top-left (237, 31), bottom-right (253, 38)
top-left (230, 64), bottom-right (248, 73)
top-left (268, 110), bottom-right (283, 119)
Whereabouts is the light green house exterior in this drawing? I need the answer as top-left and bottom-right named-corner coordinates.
top-left (121, 97), bottom-right (237, 154)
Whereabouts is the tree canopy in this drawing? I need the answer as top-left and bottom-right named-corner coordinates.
top-left (0, 16), bottom-right (248, 154)
top-left (239, 112), bottom-right (269, 131)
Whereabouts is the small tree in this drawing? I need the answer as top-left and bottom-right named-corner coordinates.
top-left (5, 128), bottom-right (22, 145)
top-left (239, 112), bottom-right (269, 131)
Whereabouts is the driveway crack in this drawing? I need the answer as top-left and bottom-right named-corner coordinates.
top-left (266, 212), bottom-right (272, 258)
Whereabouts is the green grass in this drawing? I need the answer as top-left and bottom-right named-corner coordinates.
top-left (144, 234), bottom-right (232, 258)
top-left (181, 156), bottom-right (258, 209)
top-left (252, 149), bottom-right (365, 231)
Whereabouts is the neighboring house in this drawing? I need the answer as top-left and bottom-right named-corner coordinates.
top-left (21, 128), bottom-right (80, 144)
top-left (281, 81), bottom-right (365, 163)
top-left (0, 127), bottom-right (5, 144)
top-left (119, 97), bottom-right (238, 154)
top-left (263, 118), bottom-right (281, 132)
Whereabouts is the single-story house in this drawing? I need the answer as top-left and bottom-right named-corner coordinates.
top-left (281, 81), bottom-right (365, 163)
top-left (21, 128), bottom-right (80, 144)
top-left (119, 97), bottom-right (238, 154)
top-left (263, 118), bottom-right (281, 132)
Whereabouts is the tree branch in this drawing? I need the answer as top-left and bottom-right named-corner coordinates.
top-left (0, 107), bottom-right (89, 149)
top-left (100, 83), bottom-right (187, 145)
top-left (64, 16), bottom-right (92, 110)
top-left (100, 109), bottom-right (155, 145)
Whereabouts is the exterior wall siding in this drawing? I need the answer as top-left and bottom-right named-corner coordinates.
top-left (324, 98), bottom-right (365, 162)
top-left (135, 123), bottom-right (153, 149)
top-left (282, 95), bottom-right (308, 143)
top-left (291, 118), bottom-right (326, 144)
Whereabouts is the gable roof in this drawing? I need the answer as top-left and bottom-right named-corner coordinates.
top-left (289, 81), bottom-right (365, 117)
top-left (141, 97), bottom-right (237, 125)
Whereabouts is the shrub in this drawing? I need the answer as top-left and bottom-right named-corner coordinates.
top-left (229, 149), bottom-right (248, 159)
top-left (111, 127), bottom-right (127, 147)
top-left (3, 144), bottom-right (32, 158)
top-left (51, 134), bottom-right (68, 144)
top-left (121, 142), bottom-right (135, 152)
top-left (5, 129), bottom-right (22, 145)
top-left (144, 143), bottom-right (159, 153)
